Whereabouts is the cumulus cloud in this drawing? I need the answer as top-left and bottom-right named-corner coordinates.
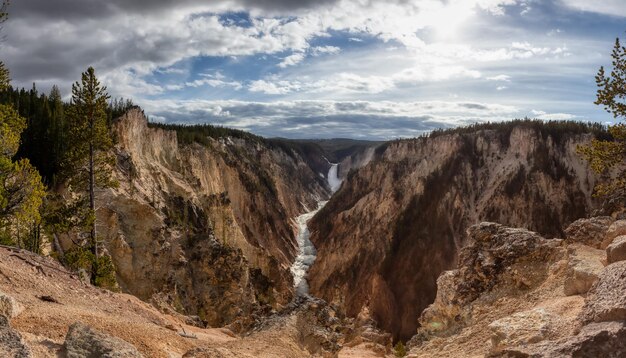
top-left (278, 52), bottom-right (307, 68)
top-left (2, 0), bottom-right (616, 138)
top-left (4, 0), bottom-right (531, 93)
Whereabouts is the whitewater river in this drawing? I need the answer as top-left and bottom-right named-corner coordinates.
top-left (290, 163), bottom-right (342, 296)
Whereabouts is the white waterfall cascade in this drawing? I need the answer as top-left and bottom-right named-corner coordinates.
top-left (290, 162), bottom-right (342, 296)
top-left (327, 162), bottom-right (342, 193)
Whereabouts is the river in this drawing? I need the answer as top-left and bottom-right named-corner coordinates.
top-left (290, 163), bottom-right (342, 296)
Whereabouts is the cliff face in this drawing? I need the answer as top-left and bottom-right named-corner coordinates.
top-left (308, 125), bottom-right (600, 341)
top-left (95, 109), bottom-right (329, 328)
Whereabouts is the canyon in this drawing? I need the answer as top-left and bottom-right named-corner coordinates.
top-left (308, 122), bottom-right (604, 341)
top-left (4, 113), bottom-right (624, 357)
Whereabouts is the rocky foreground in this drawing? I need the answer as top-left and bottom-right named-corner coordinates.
top-left (409, 216), bottom-right (626, 357)
top-left (0, 244), bottom-right (395, 357)
top-left (1, 213), bottom-right (626, 357)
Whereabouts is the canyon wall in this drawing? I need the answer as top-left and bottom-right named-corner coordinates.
top-left (93, 109), bottom-right (330, 328)
top-left (308, 123), bottom-right (602, 340)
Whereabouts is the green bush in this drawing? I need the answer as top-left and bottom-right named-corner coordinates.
top-left (394, 341), bottom-right (407, 357)
top-left (64, 245), bottom-right (119, 290)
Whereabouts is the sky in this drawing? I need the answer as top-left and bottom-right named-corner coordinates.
top-left (3, 0), bottom-right (625, 139)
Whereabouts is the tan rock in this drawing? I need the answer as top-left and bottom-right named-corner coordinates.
top-left (64, 322), bottom-right (143, 358)
top-left (563, 244), bottom-right (605, 296)
top-left (0, 292), bottom-right (24, 319)
top-left (0, 316), bottom-right (31, 358)
top-left (495, 321), bottom-right (626, 358)
top-left (603, 220), bottom-right (626, 248)
top-left (488, 308), bottom-right (556, 348)
top-left (581, 260), bottom-right (626, 324)
top-left (606, 235), bottom-right (626, 264)
top-left (564, 216), bottom-right (613, 248)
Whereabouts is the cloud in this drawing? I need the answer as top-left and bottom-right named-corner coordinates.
top-left (4, 0), bottom-right (527, 91)
top-left (560, 0), bottom-right (626, 17)
top-left (311, 46), bottom-right (341, 56)
top-left (2, 0), bottom-right (617, 137)
top-left (278, 52), bottom-right (306, 68)
top-left (139, 98), bottom-right (520, 139)
top-left (184, 73), bottom-right (243, 90)
top-left (487, 75), bottom-right (511, 81)
top-left (530, 110), bottom-right (577, 120)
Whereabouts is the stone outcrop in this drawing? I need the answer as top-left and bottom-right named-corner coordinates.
top-left (488, 308), bottom-right (561, 349)
top-left (64, 322), bottom-right (143, 358)
top-left (0, 292), bottom-right (23, 319)
top-left (0, 316), bottom-right (31, 358)
top-left (404, 215), bottom-right (626, 357)
top-left (606, 235), bottom-right (626, 264)
top-left (581, 260), bottom-right (626, 324)
top-left (418, 223), bottom-right (563, 338)
top-left (604, 220), bottom-right (626, 248)
top-left (309, 123), bottom-right (600, 340)
top-left (564, 216), bottom-right (614, 248)
top-left (563, 244), bottom-right (605, 296)
top-left (494, 321), bottom-right (626, 358)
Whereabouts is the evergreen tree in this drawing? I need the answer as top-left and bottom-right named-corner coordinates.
top-left (64, 67), bottom-right (115, 283)
top-left (579, 37), bottom-right (626, 197)
top-left (0, 0), bottom-right (46, 249)
top-left (0, 1), bottom-right (9, 90)
top-left (48, 85), bottom-right (66, 183)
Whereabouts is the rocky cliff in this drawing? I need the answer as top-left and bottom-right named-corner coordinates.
top-left (409, 217), bottom-right (626, 357)
top-left (92, 109), bottom-right (331, 329)
top-left (308, 122), bottom-right (604, 341)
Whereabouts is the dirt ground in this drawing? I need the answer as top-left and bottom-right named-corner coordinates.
top-left (0, 246), bottom-right (389, 357)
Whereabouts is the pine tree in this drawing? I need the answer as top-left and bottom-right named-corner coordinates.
top-left (48, 85), bottom-right (66, 183)
top-left (579, 37), bottom-right (626, 197)
top-left (0, 0), bottom-right (45, 249)
top-left (64, 67), bottom-right (115, 284)
top-left (0, 1), bottom-right (9, 90)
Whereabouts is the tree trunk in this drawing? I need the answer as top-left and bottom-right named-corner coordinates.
top-left (89, 142), bottom-right (98, 284)
top-left (52, 232), bottom-right (65, 259)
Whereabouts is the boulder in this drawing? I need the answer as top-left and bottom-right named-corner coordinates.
top-left (0, 315), bottom-right (31, 358)
top-left (457, 223), bottom-right (560, 303)
top-left (64, 322), bottom-right (143, 358)
top-left (604, 220), bottom-right (626, 248)
top-left (606, 235), bottom-right (626, 264)
top-left (563, 244), bottom-right (605, 296)
top-left (554, 321), bottom-right (626, 357)
top-left (183, 347), bottom-right (243, 358)
top-left (564, 216), bottom-right (613, 248)
top-left (581, 261), bottom-right (626, 324)
top-left (492, 321), bottom-right (626, 358)
top-left (0, 292), bottom-right (24, 319)
top-left (488, 308), bottom-right (557, 348)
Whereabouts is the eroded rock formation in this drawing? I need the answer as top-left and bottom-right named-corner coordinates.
top-left (308, 124), bottom-right (601, 340)
top-left (93, 109), bottom-right (331, 328)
